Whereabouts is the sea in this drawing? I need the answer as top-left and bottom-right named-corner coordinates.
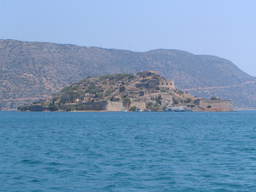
top-left (0, 111), bottom-right (256, 192)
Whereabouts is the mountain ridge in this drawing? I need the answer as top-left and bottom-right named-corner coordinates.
top-left (0, 39), bottom-right (255, 109)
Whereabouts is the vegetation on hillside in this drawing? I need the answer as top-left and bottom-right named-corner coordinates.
top-left (18, 71), bottom-right (233, 112)
top-left (0, 39), bottom-right (254, 109)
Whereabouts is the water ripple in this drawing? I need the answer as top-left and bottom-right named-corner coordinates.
top-left (1, 111), bottom-right (256, 191)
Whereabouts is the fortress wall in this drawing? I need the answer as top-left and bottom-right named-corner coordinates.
top-left (199, 100), bottom-right (233, 112)
top-left (106, 101), bottom-right (126, 111)
top-left (130, 101), bottom-right (146, 111)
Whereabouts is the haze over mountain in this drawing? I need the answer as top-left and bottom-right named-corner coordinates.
top-left (1, 39), bottom-right (256, 109)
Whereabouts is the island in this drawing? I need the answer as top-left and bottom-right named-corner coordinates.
top-left (18, 71), bottom-right (233, 112)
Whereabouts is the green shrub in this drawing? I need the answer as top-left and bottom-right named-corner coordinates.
top-left (129, 106), bottom-right (138, 112)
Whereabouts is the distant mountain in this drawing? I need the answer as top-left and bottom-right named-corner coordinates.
top-left (0, 39), bottom-right (255, 109)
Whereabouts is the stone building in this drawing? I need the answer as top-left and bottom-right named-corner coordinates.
top-left (159, 79), bottom-right (175, 89)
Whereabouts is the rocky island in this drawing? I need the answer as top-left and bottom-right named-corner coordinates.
top-left (18, 71), bottom-right (233, 112)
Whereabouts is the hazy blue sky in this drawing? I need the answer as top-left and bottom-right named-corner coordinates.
top-left (1, 0), bottom-right (256, 75)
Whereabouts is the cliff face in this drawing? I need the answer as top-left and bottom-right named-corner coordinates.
top-left (0, 39), bottom-right (255, 110)
top-left (18, 71), bottom-right (233, 112)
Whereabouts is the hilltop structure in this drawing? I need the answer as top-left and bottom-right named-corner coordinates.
top-left (18, 71), bottom-right (233, 112)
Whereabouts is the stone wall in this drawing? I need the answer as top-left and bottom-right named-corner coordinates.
top-left (159, 79), bottom-right (175, 89)
top-left (198, 99), bottom-right (233, 112)
top-left (106, 101), bottom-right (126, 111)
top-left (130, 101), bottom-right (147, 111)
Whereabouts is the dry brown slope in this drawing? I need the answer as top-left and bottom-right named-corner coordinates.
top-left (0, 39), bottom-right (255, 109)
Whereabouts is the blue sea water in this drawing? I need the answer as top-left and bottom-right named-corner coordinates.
top-left (0, 111), bottom-right (256, 192)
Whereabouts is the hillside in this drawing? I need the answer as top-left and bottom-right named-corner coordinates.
top-left (0, 39), bottom-right (255, 109)
top-left (18, 71), bottom-right (232, 112)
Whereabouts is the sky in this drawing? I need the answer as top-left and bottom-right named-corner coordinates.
top-left (0, 0), bottom-right (256, 75)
